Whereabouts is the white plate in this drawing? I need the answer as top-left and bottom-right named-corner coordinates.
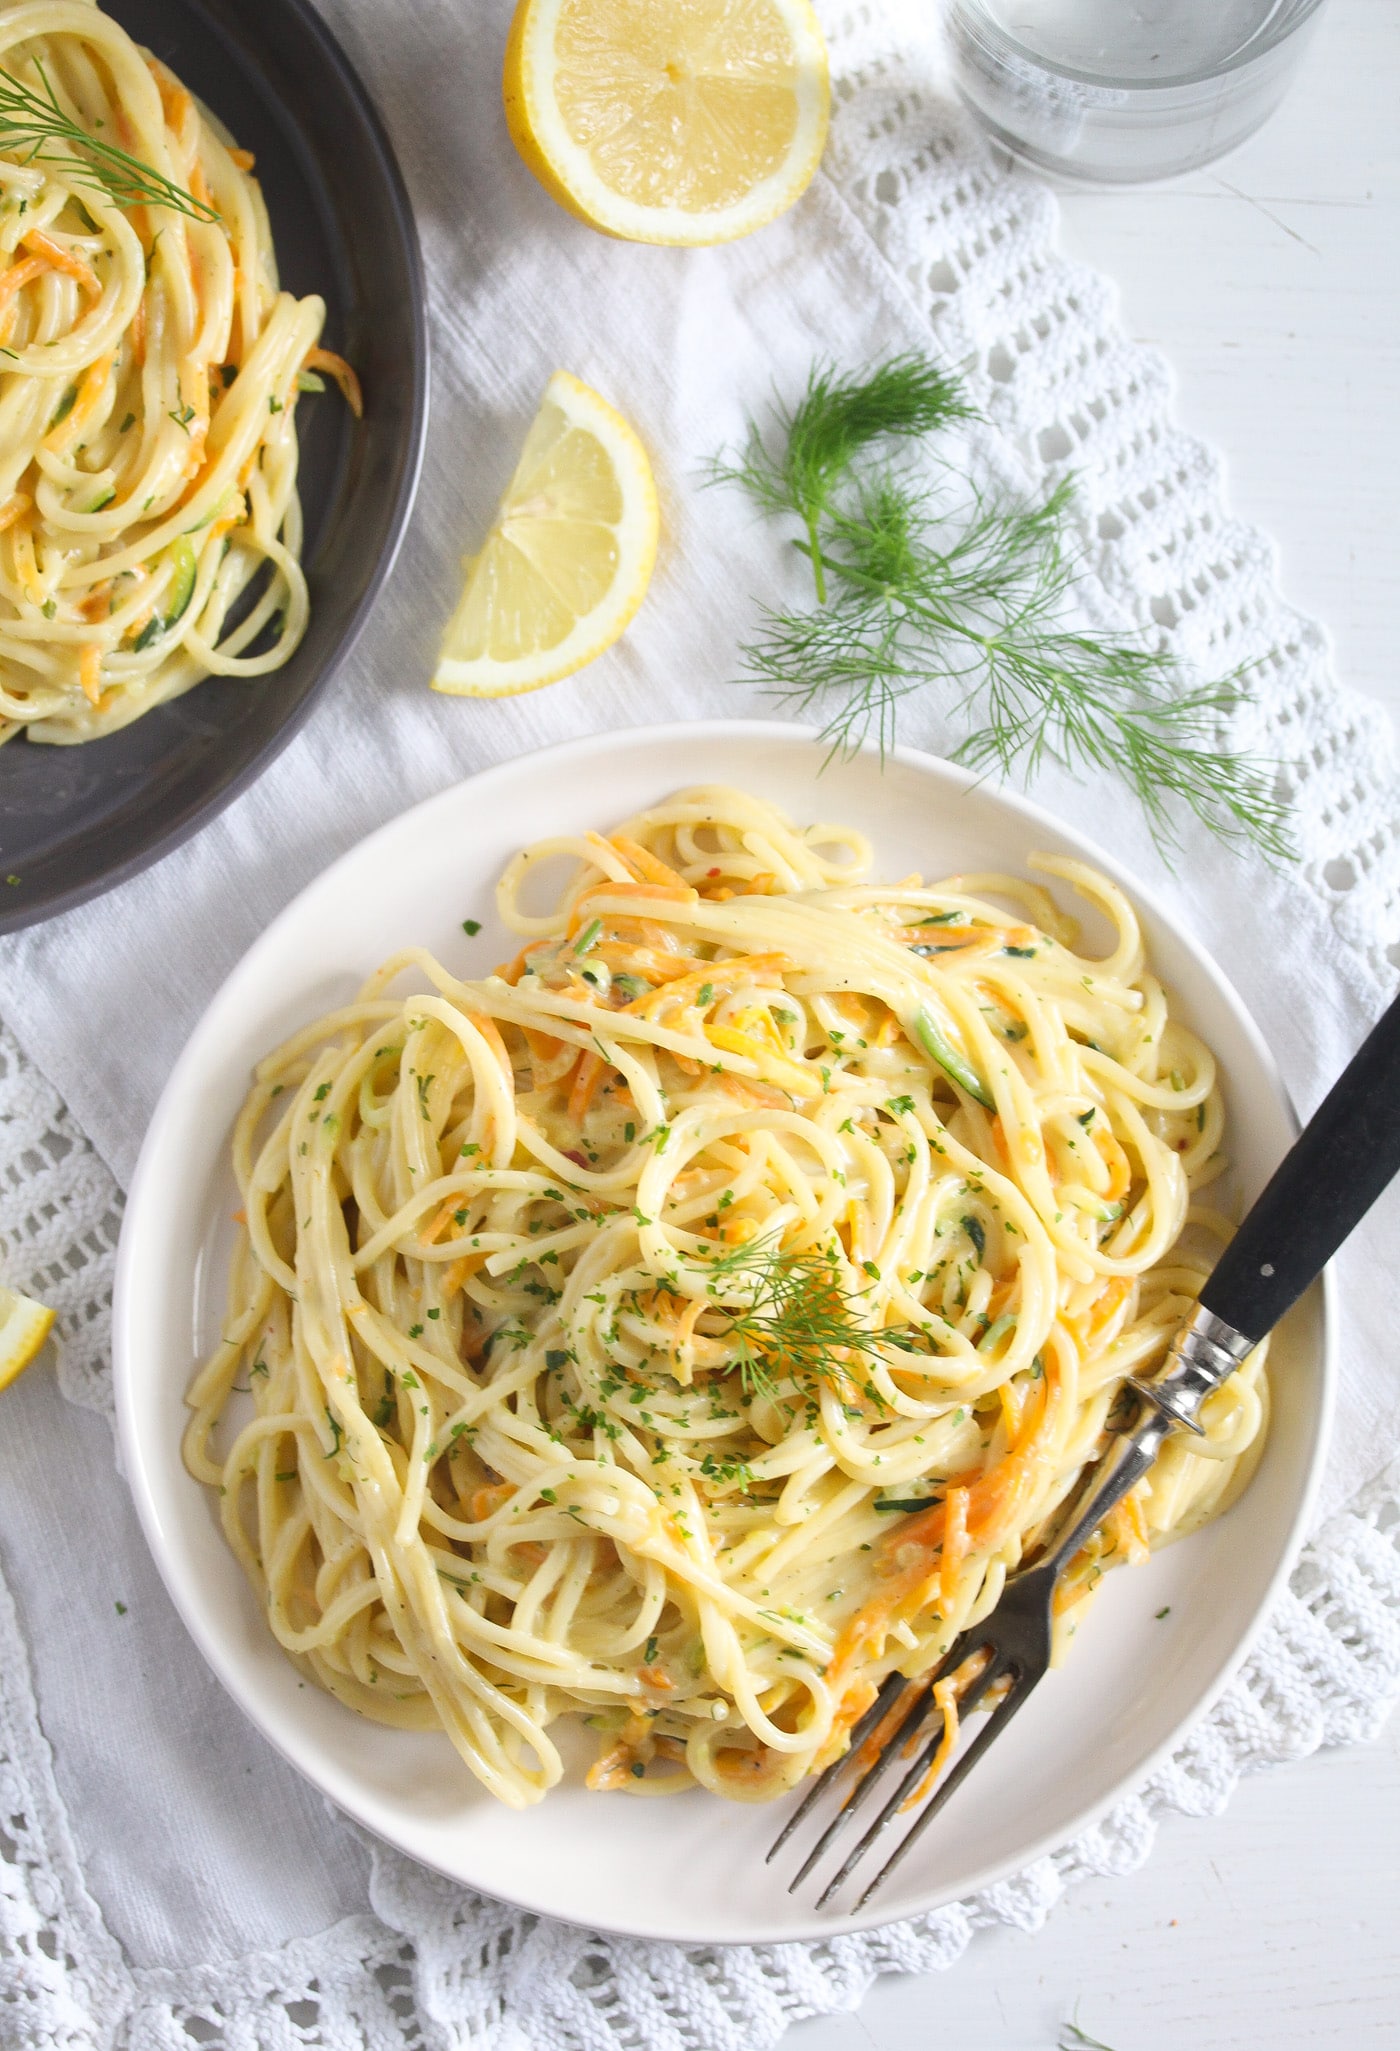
top-left (114, 721), bottom-right (1331, 1944)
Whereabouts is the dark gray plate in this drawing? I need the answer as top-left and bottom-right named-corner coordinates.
top-left (0, 0), bottom-right (427, 933)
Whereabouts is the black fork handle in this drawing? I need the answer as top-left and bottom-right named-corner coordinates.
top-left (1201, 988), bottom-right (1400, 1344)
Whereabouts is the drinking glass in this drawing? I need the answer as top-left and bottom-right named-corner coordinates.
top-left (946, 0), bottom-right (1329, 184)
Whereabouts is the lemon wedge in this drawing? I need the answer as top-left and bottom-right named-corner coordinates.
top-left (503, 0), bottom-right (830, 246)
top-left (0, 1283), bottom-right (55, 1392)
top-left (433, 371), bottom-right (658, 699)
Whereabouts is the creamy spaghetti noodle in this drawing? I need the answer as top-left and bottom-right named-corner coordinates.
top-left (0, 0), bottom-right (358, 743)
top-left (186, 788), bottom-right (1268, 1808)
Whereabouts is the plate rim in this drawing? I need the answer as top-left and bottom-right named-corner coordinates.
top-left (0, 0), bottom-right (430, 937)
top-left (113, 718), bottom-right (1335, 1943)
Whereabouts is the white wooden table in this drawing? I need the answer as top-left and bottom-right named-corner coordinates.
top-left (792, 3), bottom-right (1400, 2045)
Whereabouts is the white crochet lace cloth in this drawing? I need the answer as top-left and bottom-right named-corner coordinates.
top-left (3, 2), bottom-right (1400, 2046)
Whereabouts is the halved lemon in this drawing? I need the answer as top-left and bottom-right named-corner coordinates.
top-left (503, 0), bottom-right (830, 246)
top-left (0, 1283), bottom-right (55, 1392)
top-left (433, 371), bottom-right (658, 699)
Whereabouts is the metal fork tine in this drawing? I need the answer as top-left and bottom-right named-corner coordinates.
top-left (773, 1395), bottom-right (1181, 1907)
top-left (854, 1667), bottom-right (1042, 1910)
top-left (780, 1629), bottom-right (980, 1892)
top-left (813, 1649), bottom-right (1007, 1909)
top-left (765, 1671), bottom-right (908, 1865)
top-left (786, 1678), bottom-right (936, 1893)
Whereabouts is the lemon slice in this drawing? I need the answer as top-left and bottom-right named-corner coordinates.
top-left (503, 0), bottom-right (830, 246)
top-left (0, 1283), bottom-right (55, 1392)
top-left (433, 371), bottom-right (658, 699)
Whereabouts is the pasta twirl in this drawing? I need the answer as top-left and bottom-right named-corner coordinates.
top-left (185, 789), bottom-right (1268, 1809)
top-left (0, 0), bottom-right (351, 743)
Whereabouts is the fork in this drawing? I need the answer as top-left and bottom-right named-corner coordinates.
top-left (771, 985), bottom-right (1400, 1911)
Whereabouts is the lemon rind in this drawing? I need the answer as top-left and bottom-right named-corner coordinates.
top-left (432, 370), bottom-right (659, 699)
top-left (0, 1289), bottom-right (56, 1391)
top-left (504, 0), bottom-right (830, 248)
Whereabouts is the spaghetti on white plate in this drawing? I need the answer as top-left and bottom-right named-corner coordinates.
top-left (186, 787), bottom-right (1269, 1809)
top-left (0, 0), bottom-right (359, 744)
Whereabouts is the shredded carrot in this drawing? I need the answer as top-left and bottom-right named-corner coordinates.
top-left (997, 1377), bottom-right (1025, 1442)
top-left (608, 833), bottom-right (689, 890)
top-left (832, 993), bottom-right (874, 1037)
top-left (79, 645), bottom-right (102, 706)
top-left (1094, 1275), bottom-right (1134, 1337)
top-left (1052, 1575), bottom-right (1085, 1619)
top-left (601, 940), bottom-right (706, 984)
top-left (705, 1021), bottom-right (820, 1099)
top-left (628, 954), bottom-right (789, 1020)
top-left (21, 230), bottom-right (99, 296)
top-left (1066, 1274), bottom-right (1134, 1353)
top-left (717, 1071), bottom-right (793, 1112)
top-left (420, 1197), bottom-right (465, 1247)
top-left (939, 1485), bottom-right (968, 1613)
top-left (827, 1675), bottom-right (887, 1768)
top-left (1109, 1488), bottom-right (1151, 1567)
top-left (468, 1481), bottom-right (514, 1522)
top-left (667, 1295), bottom-right (705, 1385)
top-left (495, 942), bottom-right (545, 986)
top-left (228, 145), bottom-right (256, 172)
top-left (718, 1213), bottom-right (758, 1246)
top-left (700, 876), bottom-right (776, 902)
top-left (586, 1739), bottom-right (643, 1792)
top-left (637, 1664), bottom-right (674, 1691)
top-left (831, 1346), bottom-right (1067, 1691)
top-left (0, 493), bottom-right (29, 535)
top-left (1094, 1124), bottom-right (1132, 1201)
top-left (872, 1005), bottom-right (902, 1048)
top-left (303, 346), bottom-right (363, 419)
top-left (462, 1008), bottom-right (513, 1077)
top-left (146, 57), bottom-right (193, 132)
top-left (206, 501), bottom-right (244, 544)
top-left (567, 1048), bottom-right (606, 1124)
top-left (572, 877), bottom-right (697, 918)
top-left (709, 1744), bottom-right (776, 1793)
top-left (898, 1671), bottom-right (964, 1811)
top-left (520, 1025), bottom-right (566, 1067)
top-left (130, 291), bottom-right (146, 366)
top-left (897, 925), bottom-right (999, 955)
top-left (442, 1252), bottom-right (484, 1301)
top-left (0, 254), bottom-right (48, 303)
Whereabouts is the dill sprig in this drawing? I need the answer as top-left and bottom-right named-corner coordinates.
top-left (710, 355), bottom-right (974, 604)
top-left (0, 60), bottom-right (216, 223)
top-left (714, 356), bottom-right (1290, 862)
top-left (701, 1236), bottom-right (930, 1407)
top-left (1059, 2015), bottom-right (1121, 2051)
